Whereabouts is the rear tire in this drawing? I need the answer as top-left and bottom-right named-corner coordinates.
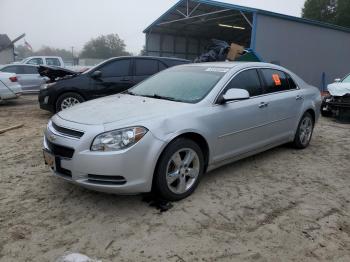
top-left (55, 92), bottom-right (85, 113)
top-left (292, 112), bottom-right (314, 149)
top-left (153, 138), bottom-right (205, 201)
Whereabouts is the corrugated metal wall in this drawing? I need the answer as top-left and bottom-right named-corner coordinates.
top-left (146, 33), bottom-right (211, 61)
top-left (255, 14), bottom-right (350, 89)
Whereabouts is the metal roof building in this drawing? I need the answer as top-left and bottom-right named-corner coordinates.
top-left (143, 0), bottom-right (350, 89)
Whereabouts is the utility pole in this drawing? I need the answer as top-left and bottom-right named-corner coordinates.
top-left (71, 46), bottom-right (74, 65)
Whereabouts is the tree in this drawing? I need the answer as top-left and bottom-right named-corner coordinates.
top-left (15, 44), bottom-right (33, 59)
top-left (302, 0), bottom-right (350, 28)
top-left (336, 0), bottom-right (350, 27)
top-left (139, 45), bottom-right (147, 56)
top-left (15, 45), bottom-right (72, 60)
top-left (80, 34), bottom-right (131, 59)
top-left (34, 46), bottom-right (72, 59)
top-left (302, 0), bottom-right (337, 24)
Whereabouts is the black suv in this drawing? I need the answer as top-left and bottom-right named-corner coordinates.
top-left (38, 56), bottom-right (189, 113)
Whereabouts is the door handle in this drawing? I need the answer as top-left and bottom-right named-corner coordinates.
top-left (296, 95), bottom-right (304, 100)
top-left (258, 102), bottom-right (269, 108)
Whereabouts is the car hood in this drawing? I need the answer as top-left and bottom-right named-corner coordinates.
top-left (38, 65), bottom-right (77, 82)
top-left (57, 94), bottom-right (192, 126)
top-left (328, 82), bottom-right (350, 96)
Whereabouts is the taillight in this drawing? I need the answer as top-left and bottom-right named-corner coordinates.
top-left (9, 76), bottom-right (18, 82)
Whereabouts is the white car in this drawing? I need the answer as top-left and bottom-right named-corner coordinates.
top-left (321, 74), bottom-right (350, 118)
top-left (18, 56), bottom-right (65, 68)
top-left (0, 72), bottom-right (22, 101)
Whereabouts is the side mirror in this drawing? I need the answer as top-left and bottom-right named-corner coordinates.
top-left (334, 78), bottom-right (341, 83)
top-left (91, 70), bottom-right (102, 79)
top-left (218, 88), bottom-right (250, 104)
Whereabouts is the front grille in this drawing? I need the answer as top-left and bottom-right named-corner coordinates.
top-left (87, 174), bottom-right (127, 185)
top-left (46, 138), bottom-right (75, 158)
top-left (52, 122), bottom-right (84, 138)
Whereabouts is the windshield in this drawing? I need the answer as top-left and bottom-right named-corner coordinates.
top-left (130, 66), bottom-right (228, 103)
top-left (342, 74), bottom-right (350, 83)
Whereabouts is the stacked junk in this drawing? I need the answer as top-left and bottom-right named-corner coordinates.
top-left (194, 39), bottom-right (262, 63)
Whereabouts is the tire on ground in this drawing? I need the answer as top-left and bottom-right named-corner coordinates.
top-left (55, 92), bottom-right (85, 113)
top-left (292, 112), bottom-right (314, 149)
top-left (153, 138), bottom-right (205, 201)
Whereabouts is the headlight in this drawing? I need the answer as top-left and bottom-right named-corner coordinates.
top-left (91, 127), bottom-right (148, 152)
top-left (40, 82), bottom-right (56, 90)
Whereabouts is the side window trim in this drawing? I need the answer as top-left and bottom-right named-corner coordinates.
top-left (259, 68), bottom-right (299, 95)
top-left (134, 58), bottom-right (159, 76)
top-left (95, 58), bottom-right (132, 77)
top-left (158, 60), bottom-right (167, 71)
top-left (214, 68), bottom-right (263, 104)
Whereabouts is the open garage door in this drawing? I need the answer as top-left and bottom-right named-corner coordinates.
top-left (144, 0), bottom-right (256, 60)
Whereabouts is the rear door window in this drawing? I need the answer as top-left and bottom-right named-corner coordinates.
top-left (158, 61), bottom-right (167, 72)
top-left (224, 69), bottom-right (263, 97)
top-left (1, 66), bottom-right (22, 74)
top-left (261, 69), bottom-right (290, 94)
top-left (99, 59), bottom-right (131, 77)
top-left (23, 66), bottom-right (38, 74)
top-left (135, 59), bottom-right (159, 76)
top-left (46, 58), bottom-right (61, 67)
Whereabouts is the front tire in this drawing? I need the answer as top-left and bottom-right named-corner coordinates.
top-left (153, 138), bottom-right (205, 201)
top-left (292, 112), bottom-right (314, 149)
top-left (55, 92), bottom-right (85, 112)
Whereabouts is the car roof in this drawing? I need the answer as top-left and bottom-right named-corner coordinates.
top-left (25, 56), bottom-right (61, 58)
top-left (0, 64), bottom-right (38, 68)
top-left (180, 61), bottom-right (283, 69)
top-left (107, 56), bottom-right (190, 62)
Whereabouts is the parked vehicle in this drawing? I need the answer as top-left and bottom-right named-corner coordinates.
top-left (0, 72), bottom-right (22, 101)
top-left (0, 64), bottom-right (46, 93)
top-left (38, 56), bottom-right (190, 113)
top-left (43, 62), bottom-right (321, 200)
top-left (18, 56), bottom-right (65, 67)
top-left (321, 74), bottom-right (350, 119)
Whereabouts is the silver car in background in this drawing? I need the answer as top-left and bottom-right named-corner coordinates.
top-left (43, 62), bottom-right (321, 201)
top-left (0, 64), bottom-right (46, 93)
top-left (0, 72), bottom-right (22, 101)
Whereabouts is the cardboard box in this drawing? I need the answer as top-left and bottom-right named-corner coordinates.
top-left (226, 43), bottom-right (245, 61)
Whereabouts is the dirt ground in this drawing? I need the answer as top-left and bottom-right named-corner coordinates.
top-left (0, 95), bottom-right (350, 262)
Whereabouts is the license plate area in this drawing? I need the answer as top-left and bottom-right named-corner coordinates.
top-left (43, 149), bottom-right (55, 170)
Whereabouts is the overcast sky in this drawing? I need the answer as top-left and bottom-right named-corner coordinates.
top-left (0, 0), bottom-right (305, 54)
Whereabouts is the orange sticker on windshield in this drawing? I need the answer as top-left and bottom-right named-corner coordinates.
top-left (272, 74), bottom-right (281, 86)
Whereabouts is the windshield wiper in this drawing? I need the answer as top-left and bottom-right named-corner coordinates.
top-left (123, 90), bottom-right (136, 96)
top-left (142, 94), bottom-right (179, 102)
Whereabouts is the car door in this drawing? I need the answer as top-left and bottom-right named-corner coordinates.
top-left (259, 69), bottom-right (303, 143)
top-left (20, 66), bottom-right (45, 92)
top-left (90, 59), bottom-right (133, 98)
top-left (207, 69), bottom-right (272, 162)
top-left (133, 58), bottom-right (163, 84)
top-left (45, 58), bottom-right (61, 67)
top-left (1, 65), bottom-right (27, 88)
top-left (26, 58), bottom-right (44, 66)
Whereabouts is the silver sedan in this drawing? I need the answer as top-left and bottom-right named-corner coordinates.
top-left (43, 62), bottom-right (321, 201)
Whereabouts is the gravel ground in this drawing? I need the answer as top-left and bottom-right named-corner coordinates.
top-left (0, 95), bottom-right (350, 262)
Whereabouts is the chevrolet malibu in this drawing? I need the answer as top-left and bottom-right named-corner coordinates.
top-left (43, 62), bottom-right (321, 201)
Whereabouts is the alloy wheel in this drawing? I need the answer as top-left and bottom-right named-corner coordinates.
top-left (166, 148), bottom-right (200, 194)
top-left (61, 97), bottom-right (80, 110)
top-left (299, 116), bottom-right (313, 146)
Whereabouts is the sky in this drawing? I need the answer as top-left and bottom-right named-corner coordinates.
top-left (0, 0), bottom-right (305, 55)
